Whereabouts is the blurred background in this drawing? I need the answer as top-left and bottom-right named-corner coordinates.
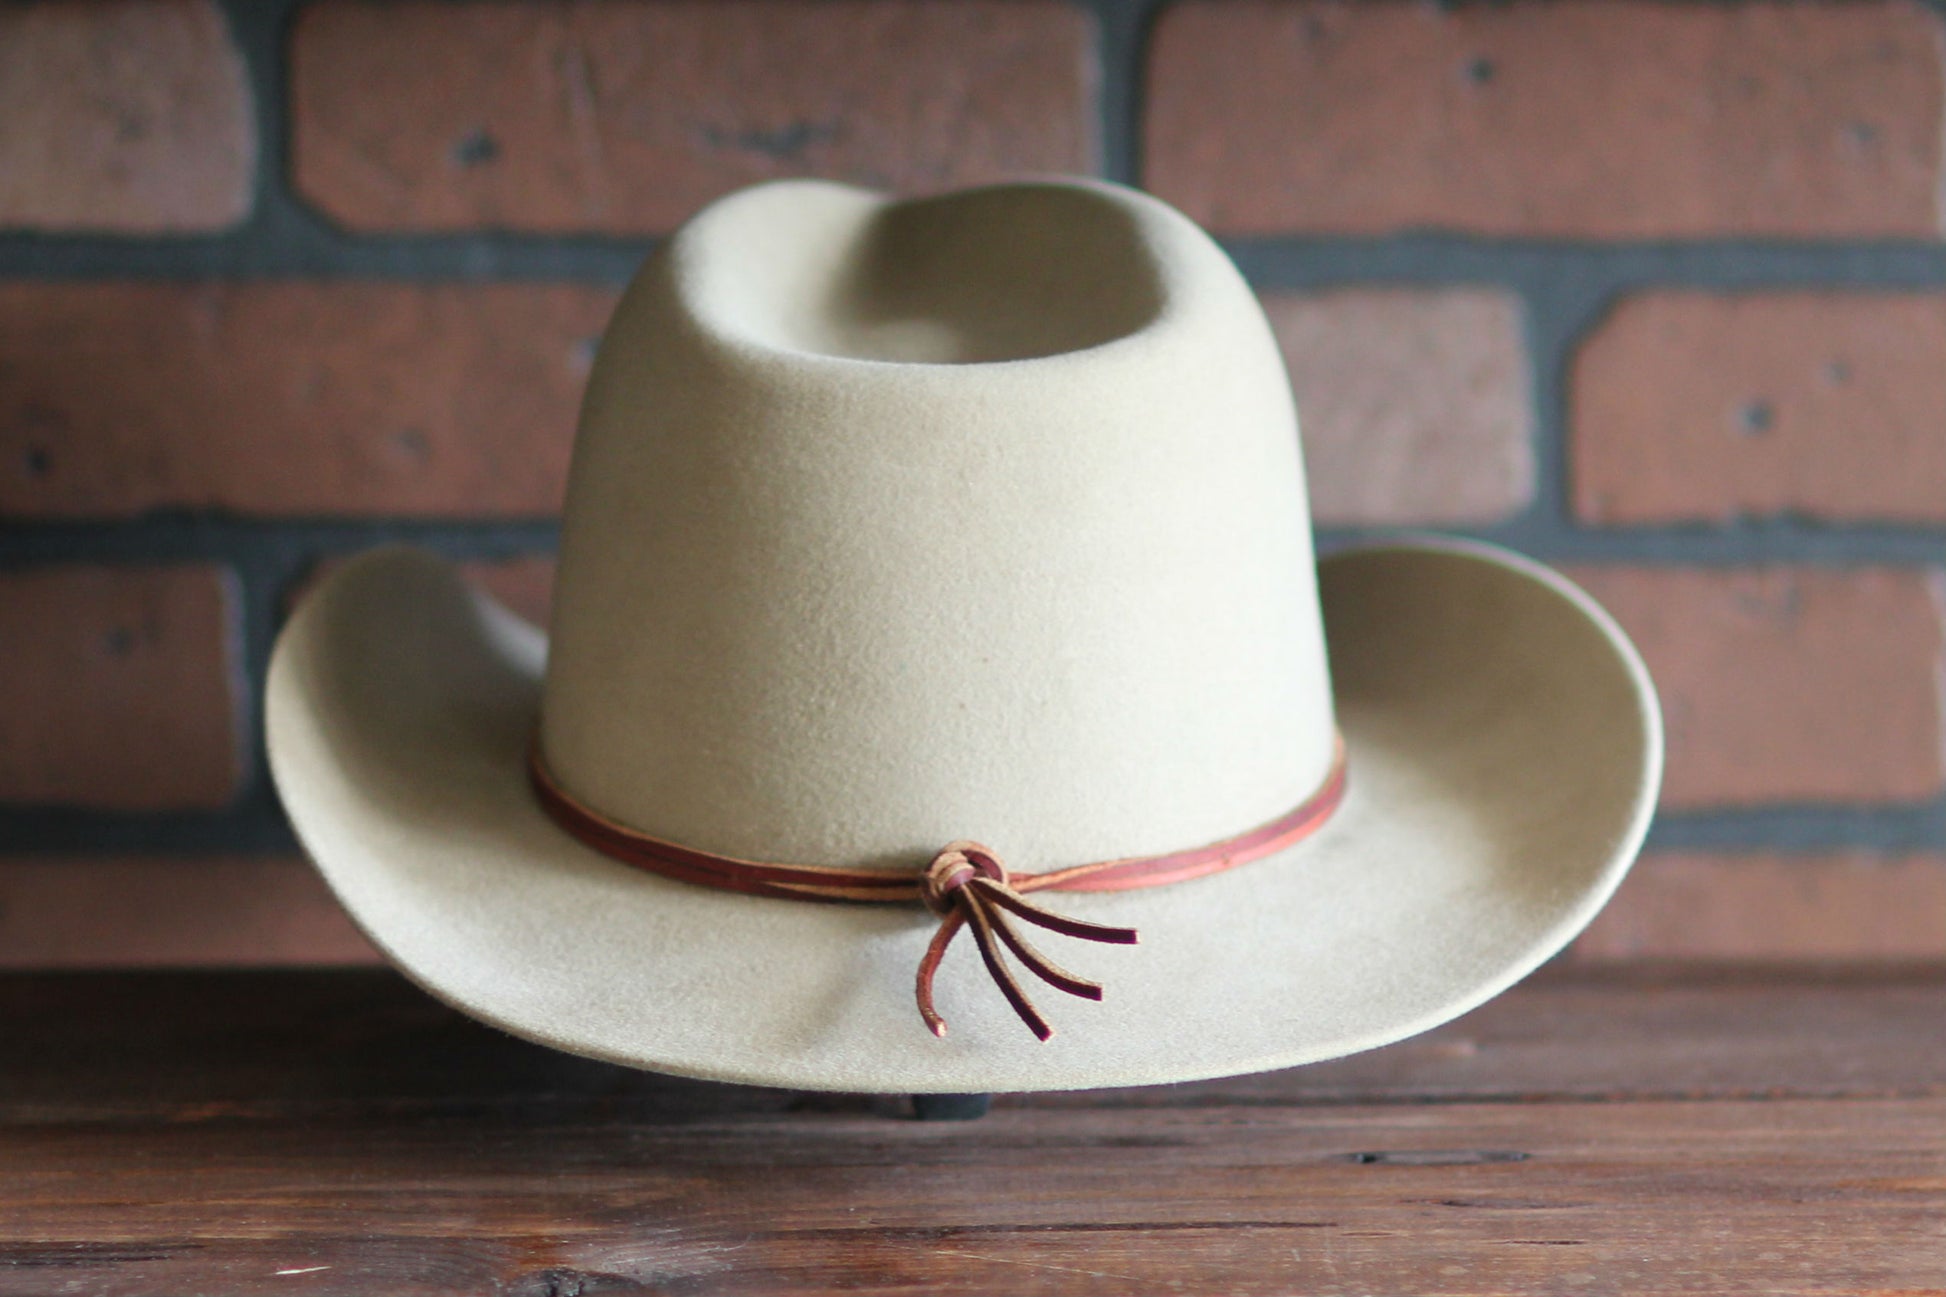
top-left (2, 0), bottom-right (1944, 969)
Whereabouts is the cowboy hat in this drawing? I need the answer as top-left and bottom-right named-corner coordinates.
top-left (267, 178), bottom-right (1660, 1094)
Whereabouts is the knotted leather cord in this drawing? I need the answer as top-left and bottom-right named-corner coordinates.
top-left (528, 732), bottom-right (1348, 1041)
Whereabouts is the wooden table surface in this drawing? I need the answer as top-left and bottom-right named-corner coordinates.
top-left (2, 964), bottom-right (1941, 1296)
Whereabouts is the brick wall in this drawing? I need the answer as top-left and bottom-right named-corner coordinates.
top-left (5, 0), bottom-right (1946, 968)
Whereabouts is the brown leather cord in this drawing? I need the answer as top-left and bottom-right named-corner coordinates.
top-left (528, 733), bottom-right (1349, 1041)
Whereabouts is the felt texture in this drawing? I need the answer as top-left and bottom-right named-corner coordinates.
top-left (266, 540), bottom-right (1659, 1093)
top-left (541, 180), bottom-right (1335, 871)
top-left (264, 179), bottom-right (1660, 1092)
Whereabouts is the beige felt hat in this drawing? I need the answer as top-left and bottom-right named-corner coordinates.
top-left (267, 177), bottom-right (1661, 1094)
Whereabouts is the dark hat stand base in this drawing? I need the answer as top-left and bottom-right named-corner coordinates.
top-left (909, 1092), bottom-right (993, 1121)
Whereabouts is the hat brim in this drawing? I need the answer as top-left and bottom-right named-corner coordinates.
top-left (267, 539), bottom-right (1660, 1094)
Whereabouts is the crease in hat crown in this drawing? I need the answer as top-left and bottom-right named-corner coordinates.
top-left (535, 178), bottom-right (1340, 877)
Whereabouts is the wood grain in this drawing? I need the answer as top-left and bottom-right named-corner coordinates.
top-left (2, 965), bottom-right (1943, 1296)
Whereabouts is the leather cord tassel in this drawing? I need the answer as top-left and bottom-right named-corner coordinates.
top-left (915, 841), bottom-right (1138, 1040)
top-left (530, 733), bottom-right (1348, 1041)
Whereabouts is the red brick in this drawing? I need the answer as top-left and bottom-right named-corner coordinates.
top-left (1567, 568), bottom-right (1946, 810)
top-left (0, 0), bottom-right (253, 233)
top-left (1574, 292), bottom-right (1946, 526)
top-left (0, 857), bottom-right (378, 967)
top-left (1573, 852), bottom-right (1946, 962)
top-left (0, 565), bottom-right (242, 810)
top-left (1146, 0), bottom-right (1946, 239)
top-left (0, 283), bottom-right (616, 519)
top-left (1265, 289), bottom-right (1533, 526)
top-left (291, 0), bottom-right (1095, 235)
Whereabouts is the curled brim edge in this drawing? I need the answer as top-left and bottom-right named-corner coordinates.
top-left (266, 537), bottom-right (1661, 1094)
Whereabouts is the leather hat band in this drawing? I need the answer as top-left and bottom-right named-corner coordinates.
top-left (529, 733), bottom-right (1348, 1042)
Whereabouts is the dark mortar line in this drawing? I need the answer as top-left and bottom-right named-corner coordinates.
top-left (1512, 256), bottom-right (1622, 536)
top-left (1646, 804), bottom-right (1946, 856)
top-left (1227, 238), bottom-right (1946, 290)
top-left (218, 0), bottom-right (299, 256)
top-left (11, 516), bottom-right (1946, 578)
top-left (1315, 523), bottom-right (1946, 567)
top-left (0, 519), bottom-right (562, 569)
top-left (227, 543), bottom-right (357, 838)
top-left (1081, 0), bottom-right (1169, 187)
top-left (1517, 293), bottom-right (1563, 535)
top-left (0, 802), bottom-right (304, 858)
top-left (217, 559), bottom-right (258, 826)
top-left (12, 235), bottom-right (1946, 287)
top-left (0, 233), bottom-right (656, 284)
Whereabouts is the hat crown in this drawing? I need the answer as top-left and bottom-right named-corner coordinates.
top-left (540, 179), bottom-right (1335, 870)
